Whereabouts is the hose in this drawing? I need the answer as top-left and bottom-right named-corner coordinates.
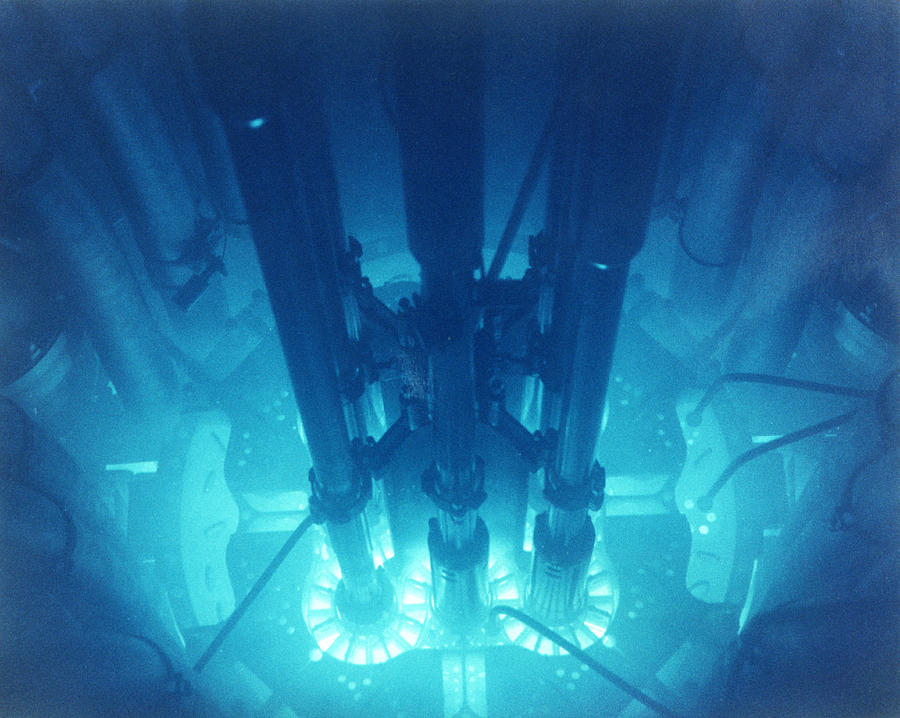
top-left (491, 605), bottom-right (688, 718)
top-left (696, 409), bottom-right (857, 512)
top-left (7, 479), bottom-right (77, 571)
top-left (687, 373), bottom-right (875, 426)
top-left (123, 632), bottom-right (192, 696)
top-left (193, 514), bottom-right (316, 674)
top-left (676, 209), bottom-right (742, 268)
top-left (2, 401), bottom-right (77, 570)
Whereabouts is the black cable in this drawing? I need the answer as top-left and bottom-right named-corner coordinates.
top-left (378, 54), bottom-right (399, 132)
top-left (687, 373), bottom-right (875, 426)
top-left (696, 409), bottom-right (857, 512)
top-left (123, 632), bottom-right (191, 696)
top-left (3, 401), bottom-right (77, 570)
top-left (830, 451), bottom-right (886, 531)
top-left (9, 479), bottom-right (77, 570)
top-left (491, 605), bottom-right (688, 718)
top-left (193, 514), bottom-right (317, 674)
top-left (486, 86), bottom-right (565, 282)
top-left (676, 214), bottom-right (734, 268)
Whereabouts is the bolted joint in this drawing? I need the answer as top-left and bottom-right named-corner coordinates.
top-left (544, 464), bottom-right (592, 513)
top-left (588, 462), bottom-right (606, 512)
top-left (308, 464), bottom-right (373, 525)
top-left (421, 456), bottom-right (487, 518)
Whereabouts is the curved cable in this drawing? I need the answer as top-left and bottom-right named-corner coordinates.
top-left (687, 373), bottom-right (875, 426)
top-left (676, 212), bottom-right (734, 268)
top-left (491, 605), bottom-right (687, 718)
top-left (8, 479), bottom-right (77, 570)
top-left (194, 514), bottom-right (316, 674)
top-left (486, 85), bottom-right (565, 282)
top-left (2, 401), bottom-right (77, 570)
top-left (697, 409), bottom-right (857, 511)
top-left (123, 632), bottom-right (192, 696)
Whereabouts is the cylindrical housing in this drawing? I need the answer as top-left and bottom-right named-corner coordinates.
top-left (428, 516), bottom-right (490, 631)
top-left (527, 511), bottom-right (595, 625)
top-left (188, 6), bottom-right (379, 602)
top-left (391, 3), bottom-right (486, 537)
top-left (555, 263), bottom-right (628, 486)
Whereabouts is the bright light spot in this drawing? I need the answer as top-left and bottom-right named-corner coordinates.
top-left (398, 621), bottom-right (420, 647)
top-left (348, 644), bottom-right (368, 665)
top-left (309, 648), bottom-right (323, 662)
top-left (751, 435), bottom-right (782, 444)
top-left (247, 117), bottom-right (267, 129)
top-left (593, 262), bottom-right (609, 270)
top-left (698, 524), bottom-right (709, 535)
top-left (706, 512), bottom-right (717, 523)
top-left (602, 634), bottom-right (616, 649)
top-left (386, 638), bottom-right (405, 657)
top-left (105, 461), bottom-right (158, 475)
top-left (683, 499), bottom-right (695, 510)
top-left (371, 644), bottom-right (388, 664)
top-left (583, 619), bottom-right (607, 638)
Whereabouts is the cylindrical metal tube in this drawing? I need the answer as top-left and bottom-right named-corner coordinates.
top-left (187, 5), bottom-right (380, 601)
top-left (555, 263), bottom-right (628, 487)
top-left (428, 515), bottom-right (490, 631)
top-left (527, 511), bottom-right (595, 625)
top-left (0, 79), bottom-right (179, 416)
top-left (391, 4), bottom-right (486, 547)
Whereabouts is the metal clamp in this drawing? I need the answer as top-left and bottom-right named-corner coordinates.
top-left (308, 463), bottom-right (373, 525)
top-left (421, 456), bottom-right (487, 518)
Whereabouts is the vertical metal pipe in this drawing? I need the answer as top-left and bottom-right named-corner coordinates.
top-left (187, 5), bottom-right (379, 603)
top-left (390, 4), bottom-right (489, 627)
top-left (391, 2), bottom-right (485, 512)
top-left (528, 3), bottom-right (683, 622)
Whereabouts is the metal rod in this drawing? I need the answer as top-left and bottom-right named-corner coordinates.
top-left (486, 90), bottom-right (563, 282)
top-left (194, 515), bottom-right (316, 674)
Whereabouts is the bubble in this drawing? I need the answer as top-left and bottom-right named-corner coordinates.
top-left (698, 524), bottom-right (710, 535)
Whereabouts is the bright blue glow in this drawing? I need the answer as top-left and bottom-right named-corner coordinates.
top-left (247, 117), bottom-right (268, 129)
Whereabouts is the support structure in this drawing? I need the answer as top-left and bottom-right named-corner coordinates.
top-left (390, 3), bottom-right (489, 629)
top-left (188, 5), bottom-right (384, 611)
top-left (527, 8), bottom-right (682, 624)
